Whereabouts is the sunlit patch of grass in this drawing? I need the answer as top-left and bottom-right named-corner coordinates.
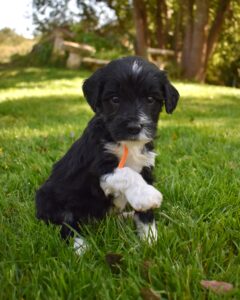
top-left (0, 68), bottom-right (90, 103)
top-left (0, 67), bottom-right (240, 299)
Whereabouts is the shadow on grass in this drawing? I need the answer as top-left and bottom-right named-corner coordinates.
top-left (0, 94), bottom-right (93, 130)
top-left (1, 93), bottom-right (239, 131)
top-left (0, 67), bottom-right (239, 127)
top-left (0, 67), bottom-right (90, 89)
top-left (161, 94), bottom-right (240, 126)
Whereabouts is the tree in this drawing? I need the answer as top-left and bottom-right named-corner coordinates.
top-left (206, 0), bottom-right (240, 86)
top-left (203, 0), bottom-right (231, 78)
top-left (181, 0), bottom-right (231, 81)
top-left (132, 0), bottom-right (148, 58)
top-left (155, 0), bottom-right (167, 49)
top-left (33, 0), bottom-right (74, 32)
top-left (32, 0), bottom-right (238, 84)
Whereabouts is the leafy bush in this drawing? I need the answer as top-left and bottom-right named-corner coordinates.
top-left (206, 1), bottom-right (240, 87)
top-left (71, 23), bottom-right (132, 60)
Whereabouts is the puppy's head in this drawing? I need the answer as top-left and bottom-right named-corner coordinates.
top-left (83, 56), bottom-right (179, 142)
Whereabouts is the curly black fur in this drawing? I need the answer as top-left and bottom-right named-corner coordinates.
top-left (36, 56), bottom-right (179, 240)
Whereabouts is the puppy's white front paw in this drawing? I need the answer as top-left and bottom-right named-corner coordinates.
top-left (126, 184), bottom-right (163, 212)
top-left (100, 167), bottom-right (163, 212)
top-left (100, 167), bottom-right (131, 196)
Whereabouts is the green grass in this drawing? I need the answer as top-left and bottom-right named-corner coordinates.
top-left (0, 67), bottom-right (239, 300)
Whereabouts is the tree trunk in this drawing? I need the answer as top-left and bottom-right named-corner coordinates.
top-left (156, 0), bottom-right (164, 48)
top-left (181, 0), bottom-right (231, 82)
top-left (173, 3), bottom-right (182, 60)
top-left (132, 0), bottom-right (148, 58)
top-left (162, 0), bottom-right (169, 46)
top-left (181, 0), bottom-right (194, 75)
top-left (184, 0), bottom-right (209, 81)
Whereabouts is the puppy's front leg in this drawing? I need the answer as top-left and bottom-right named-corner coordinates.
top-left (134, 210), bottom-right (158, 243)
top-left (118, 209), bottom-right (158, 243)
top-left (100, 167), bottom-right (162, 212)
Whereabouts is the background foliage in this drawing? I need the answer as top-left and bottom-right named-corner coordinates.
top-left (1, 1), bottom-right (239, 86)
top-left (29, 0), bottom-right (240, 86)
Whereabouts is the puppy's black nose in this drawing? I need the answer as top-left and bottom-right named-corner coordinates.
top-left (127, 122), bottom-right (142, 135)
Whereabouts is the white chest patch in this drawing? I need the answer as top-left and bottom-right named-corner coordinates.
top-left (105, 141), bottom-right (156, 173)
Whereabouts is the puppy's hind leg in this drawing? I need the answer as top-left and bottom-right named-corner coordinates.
top-left (134, 210), bottom-right (158, 244)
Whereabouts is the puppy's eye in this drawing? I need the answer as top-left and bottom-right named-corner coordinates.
top-left (147, 96), bottom-right (156, 104)
top-left (111, 97), bottom-right (120, 104)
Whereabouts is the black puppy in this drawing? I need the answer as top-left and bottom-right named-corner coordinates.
top-left (36, 56), bottom-right (179, 254)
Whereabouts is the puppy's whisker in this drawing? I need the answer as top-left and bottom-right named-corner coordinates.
top-left (138, 113), bottom-right (152, 125)
top-left (138, 128), bottom-right (152, 141)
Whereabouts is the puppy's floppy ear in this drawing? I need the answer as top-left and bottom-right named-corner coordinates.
top-left (82, 68), bottom-right (104, 113)
top-left (162, 74), bottom-right (180, 114)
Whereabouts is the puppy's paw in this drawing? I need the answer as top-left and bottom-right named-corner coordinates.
top-left (100, 167), bottom-right (132, 195)
top-left (134, 215), bottom-right (158, 244)
top-left (126, 184), bottom-right (163, 212)
top-left (74, 237), bottom-right (88, 256)
top-left (101, 167), bottom-right (163, 212)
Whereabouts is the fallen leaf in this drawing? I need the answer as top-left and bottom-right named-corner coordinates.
top-left (141, 260), bottom-right (152, 282)
top-left (200, 280), bottom-right (233, 294)
top-left (189, 116), bottom-right (195, 122)
top-left (172, 132), bottom-right (178, 140)
top-left (105, 253), bottom-right (123, 274)
top-left (140, 287), bottom-right (161, 300)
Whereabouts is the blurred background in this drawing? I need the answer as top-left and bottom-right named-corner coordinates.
top-left (0, 0), bottom-right (239, 87)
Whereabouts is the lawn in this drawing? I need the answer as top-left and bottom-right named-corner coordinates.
top-left (0, 67), bottom-right (239, 299)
